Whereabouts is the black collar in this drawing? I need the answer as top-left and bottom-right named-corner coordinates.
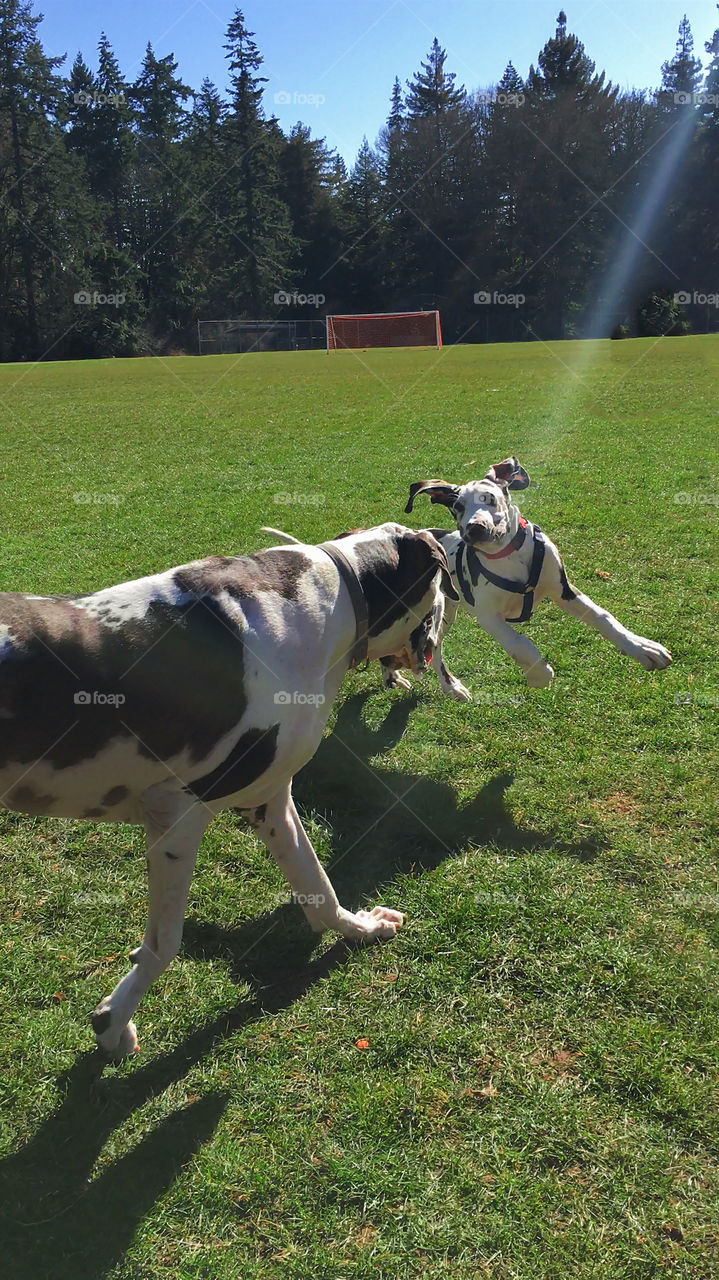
top-left (319, 541), bottom-right (369, 668)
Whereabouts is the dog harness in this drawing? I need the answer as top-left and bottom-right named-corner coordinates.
top-left (319, 542), bottom-right (369, 667)
top-left (455, 517), bottom-right (546, 624)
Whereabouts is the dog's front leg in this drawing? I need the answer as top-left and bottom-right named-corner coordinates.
top-left (430, 597), bottom-right (471, 700)
top-left (479, 614), bottom-right (554, 687)
top-left (255, 784), bottom-right (403, 942)
top-left (552, 586), bottom-right (672, 670)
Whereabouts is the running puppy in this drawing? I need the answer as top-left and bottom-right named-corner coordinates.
top-left (381, 457), bottom-right (671, 698)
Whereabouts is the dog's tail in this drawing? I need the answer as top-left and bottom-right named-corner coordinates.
top-left (261, 526), bottom-right (302, 545)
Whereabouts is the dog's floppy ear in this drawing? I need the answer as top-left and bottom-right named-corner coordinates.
top-left (417, 530), bottom-right (460, 601)
top-left (405, 480), bottom-right (459, 514)
top-left (484, 456), bottom-right (530, 491)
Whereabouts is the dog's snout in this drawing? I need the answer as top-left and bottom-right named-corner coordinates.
top-left (465, 519), bottom-right (490, 542)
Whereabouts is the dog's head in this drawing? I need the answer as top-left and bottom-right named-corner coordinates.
top-left (335, 523), bottom-right (458, 675)
top-left (405, 457), bottom-right (530, 548)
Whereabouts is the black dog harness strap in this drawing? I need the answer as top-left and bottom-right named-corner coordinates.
top-left (456, 524), bottom-right (545, 624)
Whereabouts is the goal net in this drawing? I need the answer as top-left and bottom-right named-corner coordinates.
top-left (197, 319), bottom-right (326, 355)
top-left (326, 310), bottom-right (442, 351)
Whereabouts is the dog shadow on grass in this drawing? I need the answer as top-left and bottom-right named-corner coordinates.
top-left (0, 689), bottom-right (603, 1280)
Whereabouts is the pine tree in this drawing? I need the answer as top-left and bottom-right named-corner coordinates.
top-left (660, 14), bottom-right (702, 100)
top-left (128, 44), bottom-right (193, 334)
top-left (406, 38), bottom-right (465, 120)
top-left (339, 138), bottom-right (389, 310)
top-left (219, 8), bottom-right (296, 317)
top-left (277, 124), bottom-right (344, 304)
top-left (0, 0), bottom-right (65, 356)
top-left (379, 76), bottom-right (406, 193)
top-left (528, 10), bottom-right (599, 94)
top-left (519, 12), bottom-right (619, 336)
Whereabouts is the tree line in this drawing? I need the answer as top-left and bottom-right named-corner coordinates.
top-left (1, 1), bottom-right (718, 361)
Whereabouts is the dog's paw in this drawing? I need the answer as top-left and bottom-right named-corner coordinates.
top-left (446, 679), bottom-right (472, 702)
top-left (340, 905), bottom-right (404, 942)
top-left (391, 673), bottom-right (413, 691)
top-left (93, 1014), bottom-right (139, 1060)
top-left (631, 636), bottom-right (672, 671)
top-left (525, 662), bottom-right (554, 688)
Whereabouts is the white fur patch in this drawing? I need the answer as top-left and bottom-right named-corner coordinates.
top-left (74, 571), bottom-right (194, 628)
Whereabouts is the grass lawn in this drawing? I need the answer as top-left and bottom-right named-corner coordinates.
top-left (0, 336), bottom-right (717, 1279)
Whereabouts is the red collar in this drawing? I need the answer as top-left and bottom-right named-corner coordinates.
top-left (477, 516), bottom-right (528, 560)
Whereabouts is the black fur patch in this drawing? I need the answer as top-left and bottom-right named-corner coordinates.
top-left (173, 549), bottom-right (312, 604)
top-left (351, 532), bottom-right (444, 638)
top-left (102, 784), bottom-right (129, 806)
top-left (0, 581), bottom-right (248, 773)
top-left (8, 784), bottom-right (57, 813)
top-left (90, 1008), bottom-right (112, 1035)
top-left (559, 562), bottom-right (577, 601)
top-left (186, 724), bottom-right (280, 803)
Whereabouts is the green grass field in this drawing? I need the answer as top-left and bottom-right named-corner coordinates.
top-left (0, 336), bottom-right (717, 1279)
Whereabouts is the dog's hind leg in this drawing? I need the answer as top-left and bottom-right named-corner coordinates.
top-left (255, 783), bottom-right (404, 942)
top-left (90, 793), bottom-right (212, 1059)
top-left (549, 577), bottom-right (672, 671)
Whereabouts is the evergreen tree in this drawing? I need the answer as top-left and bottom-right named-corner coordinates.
top-left (406, 37), bottom-right (465, 120)
top-left (660, 13), bottom-right (702, 100)
top-left (0, 0), bottom-right (65, 356)
top-left (277, 124), bottom-right (344, 306)
top-left (128, 44), bottom-right (193, 334)
top-left (340, 138), bottom-right (389, 310)
top-left (219, 8), bottom-right (295, 316)
top-left (520, 11), bottom-right (619, 336)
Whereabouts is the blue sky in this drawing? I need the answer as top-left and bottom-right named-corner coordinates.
top-left (40, 0), bottom-right (718, 165)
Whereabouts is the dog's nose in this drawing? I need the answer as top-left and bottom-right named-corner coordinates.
top-left (465, 521), bottom-right (489, 542)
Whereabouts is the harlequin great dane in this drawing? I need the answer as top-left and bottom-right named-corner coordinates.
top-left (380, 457), bottom-right (671, 699)
top-left (0, 524), bottom-right (456, 1059)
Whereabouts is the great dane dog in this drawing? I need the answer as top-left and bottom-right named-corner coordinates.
top-left (380, 456), bottom-right (672, 699)
top-left (0, 524), bottom-right (456, 1058)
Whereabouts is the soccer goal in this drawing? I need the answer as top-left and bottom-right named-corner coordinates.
top-left (326, 310), bottom-right (442, 351)
top-left (197, 318), bottom-right (326, 355)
